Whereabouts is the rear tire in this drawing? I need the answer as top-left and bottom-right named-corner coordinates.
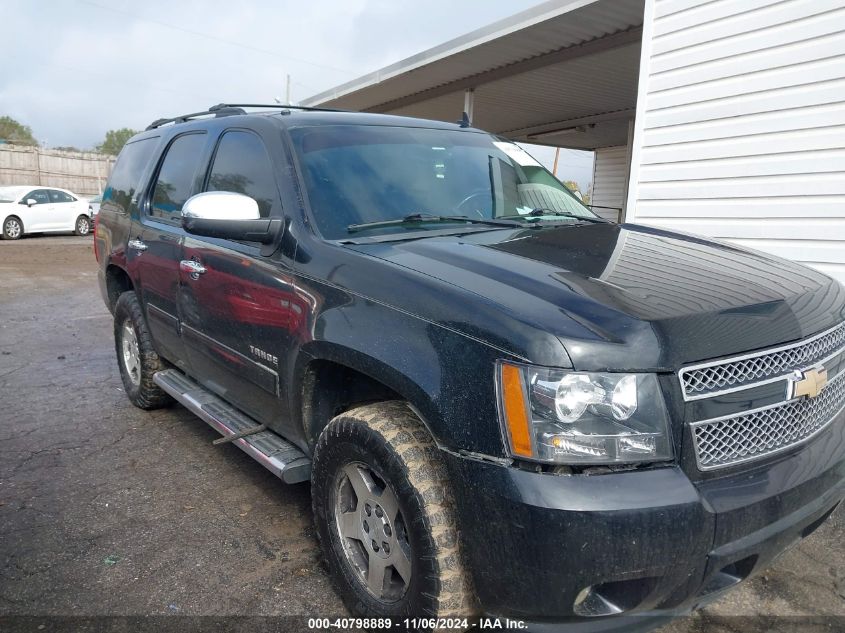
top-left (312, 401), bottom-right (474, 622)
top-left (3, 216), bottom-right (23, 240)
top-left (74, 215), bottom-right (91, 236)
top-left (113, 291), bottom-right (172, 409)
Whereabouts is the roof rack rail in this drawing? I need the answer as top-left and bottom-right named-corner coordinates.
top-left (145, 106), bottom-right (247, 131)
top-left (208, 102), bottom-right (344, 113)
top-left (145, 103), bottom-right (344, 131)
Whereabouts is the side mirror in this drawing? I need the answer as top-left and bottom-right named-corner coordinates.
top-left (181, 192), bottom-right (282, 245)
top-left (183, 191), bottom-right (260, 221)
top-left (26, 198), bottom-right (37, 207)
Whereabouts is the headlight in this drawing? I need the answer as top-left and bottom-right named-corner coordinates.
top-left (498, 362), bottom-right (674, 465)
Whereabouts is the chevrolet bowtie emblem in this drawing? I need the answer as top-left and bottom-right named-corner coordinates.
top-left (789, 365), bottom-right (829, 399)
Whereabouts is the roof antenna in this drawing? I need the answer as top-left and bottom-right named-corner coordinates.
top-left (457, 111), bottom-right (471, 128)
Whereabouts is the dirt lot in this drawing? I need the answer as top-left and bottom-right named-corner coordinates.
top-left (1, 236), bottom-right (843, 632)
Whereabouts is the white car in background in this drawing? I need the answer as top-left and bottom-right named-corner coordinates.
top-left (87, 193), bottom-right (102, 217)
top-left (0, 186), bottom-right (93, 240)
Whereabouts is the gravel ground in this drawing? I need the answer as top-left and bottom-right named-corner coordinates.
top-left (0, 236), bottom-right (842, 632)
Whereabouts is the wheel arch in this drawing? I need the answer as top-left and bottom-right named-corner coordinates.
top-left (294, 342), bottom-right (441, 452)
top-left (105, 264), bottom-right (134, 312)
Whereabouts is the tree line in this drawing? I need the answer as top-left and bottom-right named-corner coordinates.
top-left (0, 115), bottom-right (137, 156)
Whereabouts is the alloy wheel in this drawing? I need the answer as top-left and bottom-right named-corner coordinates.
top-left (4, 219), bottom-right (21, 239)
top-left (334, 461), bottom-right (412, 602)
top-left (121, 322), bottom-right (141, 386)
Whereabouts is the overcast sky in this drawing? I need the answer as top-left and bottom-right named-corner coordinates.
top-left (1, 0), bottom-right (594, 189)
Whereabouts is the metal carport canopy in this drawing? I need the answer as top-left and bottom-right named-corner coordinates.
top-left (301, 0), bottom-right (644, 150)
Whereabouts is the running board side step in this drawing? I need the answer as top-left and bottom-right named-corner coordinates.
top-left (153, 369), bottom-right (311, 484)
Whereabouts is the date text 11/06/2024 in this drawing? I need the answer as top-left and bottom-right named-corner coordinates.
top-left (307, 618), bottom-right (527, 630)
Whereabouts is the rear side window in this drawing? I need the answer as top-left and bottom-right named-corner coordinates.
top-left (206, 130), bottom-right (277, 218)
top-left (151, 133), bottom-right (207, 221)
top-left (48, 190), bottom-right (75, 203)
top-left (104, 137), bottom-right (158, 215)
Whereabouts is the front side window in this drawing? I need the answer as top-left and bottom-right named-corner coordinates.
top-left (22, 190), bottom-right (50, 205)
top-left (206, 130), bottom-right (277, 218)
top-left (290, 125), bottom-right (597, 240)
top-left (150, 133), bottom-right (207, 220)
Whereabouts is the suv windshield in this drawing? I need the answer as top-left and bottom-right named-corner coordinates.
top-left (290, 125), bottom-right (599, 239)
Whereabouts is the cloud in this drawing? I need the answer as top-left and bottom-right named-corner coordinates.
top-left (0, 0), bottom-right (593, 186)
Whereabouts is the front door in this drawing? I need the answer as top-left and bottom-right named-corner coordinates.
top-left (132, 131), bottom-right (208, 366)
top-left (178, 129), bottom-right (296, 427)
top-left (19, 189), bottom-right (53, 231)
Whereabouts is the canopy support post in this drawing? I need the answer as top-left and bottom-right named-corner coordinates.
top-left (463, 89), bottom-right (475, 125)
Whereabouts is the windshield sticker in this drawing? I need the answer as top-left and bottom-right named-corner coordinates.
top-left (493, 142), bottom-right (541, 167)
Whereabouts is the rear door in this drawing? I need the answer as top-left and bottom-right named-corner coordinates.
top-left (47, 189), bottom-right (78, 230)
top-left (178, 128), bottom-right (295, 424)
top-left (131, 132), bottom-right (209, 366)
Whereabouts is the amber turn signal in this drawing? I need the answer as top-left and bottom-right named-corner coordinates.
top-left (500, 363), bottom-right (533, 457)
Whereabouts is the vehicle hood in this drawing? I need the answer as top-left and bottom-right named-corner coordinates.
top-left (353, 223), bottom-right (845, 371)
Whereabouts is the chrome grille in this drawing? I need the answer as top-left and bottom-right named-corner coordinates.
top-left (679, 321), bottom-right (845, 400)
top-left (690, 369), bottom-right (845, 470)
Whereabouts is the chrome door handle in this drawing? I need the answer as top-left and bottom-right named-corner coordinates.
top-left (180, 260), bottom-right (207, 277)
top-left (128, 239), bottom-right (147, 251)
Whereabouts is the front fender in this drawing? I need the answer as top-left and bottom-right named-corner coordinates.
top-left (289, 287), bottom-right (514, 458)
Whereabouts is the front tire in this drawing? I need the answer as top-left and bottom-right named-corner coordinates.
top-left (113, 291), bottom-right (172, 409)
top-left (312, 401), bottom-right (474, 621)
top-left (3, 216), bottom-right (23, 240)
top-left (74, 215), bottom-right (91, 236)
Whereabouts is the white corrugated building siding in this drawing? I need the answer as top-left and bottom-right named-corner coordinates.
top-left (626, 0), bottom-right (845, 282)
top-left (591, 145), bottom-right (630, 222)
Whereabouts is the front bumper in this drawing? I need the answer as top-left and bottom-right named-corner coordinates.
top-left (443, 412), bottom-right (845, 631)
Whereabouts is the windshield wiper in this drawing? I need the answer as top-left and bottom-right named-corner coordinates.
top-left (522, 208), bottom-right (609, 223)
top-left (500, 208), bottom-right (608, 223)
top-left (347, 213), bottom-right (525, 234)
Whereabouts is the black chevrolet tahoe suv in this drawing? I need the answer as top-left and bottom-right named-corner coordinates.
top-left (95, 104), bottom-right (845, 631)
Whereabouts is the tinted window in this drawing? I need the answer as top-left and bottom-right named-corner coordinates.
top-left (206, 131), bottom-right (277, 218)
top-left (21, 190), bottom-right (50, 205)
top-left (48, 190), bottom-right (75, 203)
top-left (151, 133), bottom-right (207, 220)
top-left (104, 137), bottom-right (158, 215)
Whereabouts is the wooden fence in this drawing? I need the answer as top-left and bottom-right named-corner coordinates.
top-left (0, 144), bottom-right (116, 197)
